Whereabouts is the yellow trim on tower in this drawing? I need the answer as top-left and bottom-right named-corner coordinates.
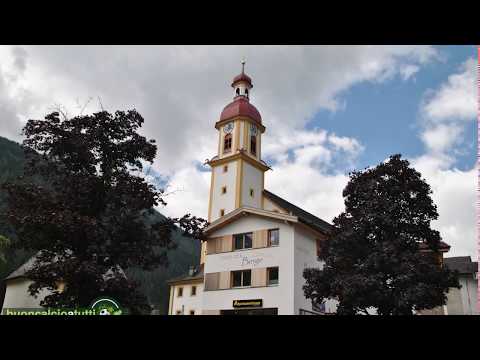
top-left (258, 132), bottom-right (261, 160)
top-left (243, 121), bottom-right (248, 154)
top-left (208, 152), bottom-right (270, 172)
top-left (218, 128), bottom-right (222, 157)
top-left (261, 172), bottom-right (265, 209)
top-left (207, 168), bottom-right (215, 222)
top-left (235, 158), bottom-right (243, 208)
top-left (235, 119), bottom-right (241, 151)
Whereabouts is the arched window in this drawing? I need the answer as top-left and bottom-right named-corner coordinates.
top-left (224, 133), bottom-right (232, 153)
top-left (245, 88), bottom-right (249, 96)
top-left (250, 135), bottom-right (256, 156)
top-left (236, 88), bottom-right (240, 95)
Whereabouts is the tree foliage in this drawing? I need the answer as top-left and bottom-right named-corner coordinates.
top-left (1, 110), bottom-right (207, 313)
top-left (303, 154), bottom-right (460, 315)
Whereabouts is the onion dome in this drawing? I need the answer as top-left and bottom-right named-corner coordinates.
top-left (220, 96), bottom-right (262, 124)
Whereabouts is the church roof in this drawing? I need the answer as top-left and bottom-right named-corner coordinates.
top-left (4, 252), bottom-right (127, 282)
top-left (231, 72), bottom-right (252, 87)
top-left (263, 190), bottom-right (334, 235)
top-left (444, 256), bottom-right (478, 274)
top-left (219, 96), bottom-right (262, 125)
top-left (167, 264), bottom-right (204, 285)
top-left (4, 256), bottom-right (38, 281)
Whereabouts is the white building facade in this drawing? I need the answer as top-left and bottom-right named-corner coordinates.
top-left (168, 64), bottom-right (336, 315)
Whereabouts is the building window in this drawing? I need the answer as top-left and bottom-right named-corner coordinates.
top-left (245, 88), bottom-right (249, 96)
top-left (233, 232), bottom-right (253, 250)
top-left (268, 229), bottom-right (279, 247)
top-left (267, 267), bottom-right (279, 286)
top-left (221, 186), bottom-right (227, 194)
top-left (189, 310), bottom-right (195, 315)
top-left (250, 188), bottom-right (254, 197)
top-left (191, 286), bottom-right (197, 296)
top-left (220, 209), bottom-right (225, 217)
top-left (224, 134), bottom-right (232, 153)
top-left (236, 88), bottom-right (240, 95)
top-left (223, 165), bottom-right (228, 173)
top-left (232, 270), bottom-right (252, 287)
top-left (176, 310), bottom-right (182, 315)
top-left (250, 135), bottom-right (256, 155)
top-left (177, 287), bottom-right (183, 297)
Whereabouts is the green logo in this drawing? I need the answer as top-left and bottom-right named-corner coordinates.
top-left (90, 297), bottom-right (123, 315)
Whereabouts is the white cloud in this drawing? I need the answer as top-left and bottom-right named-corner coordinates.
top-left (420, 123), bottom-right (463, 155)
top-left (0, 45), bottom-right (439, 176)
top-left (414, 57), bottom-right (477, 260)
top-left (400, 64), bottom-right (420, 80)
top-left (421, 57), bottom-right (476, 122)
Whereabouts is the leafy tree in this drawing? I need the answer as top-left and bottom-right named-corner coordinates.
top-left (0, 235), bottom-right (10, 267)
top-left (1, 110), bottom-right (207, 314)
top-left (303, 154), bottom-right (459, 315)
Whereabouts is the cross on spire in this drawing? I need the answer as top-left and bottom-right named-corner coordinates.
top-left (241, 58), bottom-right (246, 74)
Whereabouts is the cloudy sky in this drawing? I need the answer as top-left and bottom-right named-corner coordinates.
top-left (0, 45), bottom-right (477, 259)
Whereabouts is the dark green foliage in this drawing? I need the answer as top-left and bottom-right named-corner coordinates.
top-left (303, 154), bottom-right (460, 315)
top-left (0, 136), bottom-right (36, 280)
top-left (0, 110), bottom-right (206, 314)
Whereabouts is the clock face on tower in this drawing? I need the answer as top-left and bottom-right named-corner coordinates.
top-left (250, 123), bottom-right (258, 136)
top-left (223, 122), bottom-right (234, 134)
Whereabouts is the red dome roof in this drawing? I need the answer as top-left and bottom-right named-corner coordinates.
top-left (231, 72), bottom-right (252, 87)
top-left (220, 96), bottom-right (262, 124)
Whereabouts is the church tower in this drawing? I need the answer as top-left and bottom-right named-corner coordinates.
top-left (200, 62), bottom-right (270, 263)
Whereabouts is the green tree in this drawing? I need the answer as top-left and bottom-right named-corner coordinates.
top-left (0, 235), bottom-right (10, 267)
top-left (2, 110), bottom-right (207, 314)
top-left (303, 154), bottom-right (460, 315)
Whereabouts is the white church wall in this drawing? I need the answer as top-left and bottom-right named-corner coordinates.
top-left (262, 196), bottom-right (288, 214)
top-left (203, 215), bottom-right (295, 314)
top-left (210, 159), bottom-right (238, 221)
top-left (241, 161), bottom-right (263, 209)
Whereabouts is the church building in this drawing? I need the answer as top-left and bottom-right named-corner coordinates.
top-left (167, 63), bottom-right (337, 315)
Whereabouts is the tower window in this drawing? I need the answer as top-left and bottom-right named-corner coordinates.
top-left (236, 88), bottom-right (240, 95)
top-left (220, 209), bottom-right (225, 217)
top-left (221, 186), bottom-right (227, 194)
top-left (250, 188), bottom-right (254, 197)
top-left (245, 88), bottom-right (249, 96)
top-left (223, 165), bottom-right (228, 173)
top-left (250, 135), bottom-right (256, 156)
top-left (224, 134), bottom-right (232, 153)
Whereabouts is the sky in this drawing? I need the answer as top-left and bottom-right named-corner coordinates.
top-left (0, 45), bottom-right (477, 259)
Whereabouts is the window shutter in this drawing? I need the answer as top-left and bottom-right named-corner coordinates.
top-left (222, 235), bottom-right (233, 252)
top-left (253, 230), bottom-right (268, 248)
top-left (262, 230), bottom-right (268, 247)
top-left (215, 236), bottom-right (223, 253)
top-left (205, 272), bottom-right (219, 291)
top-left (219, 271), bottom-right (231, 289)
top-left (207, 237), bottom-right (219, 255)
top-left (252, 268), bottom-right (267, 287)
